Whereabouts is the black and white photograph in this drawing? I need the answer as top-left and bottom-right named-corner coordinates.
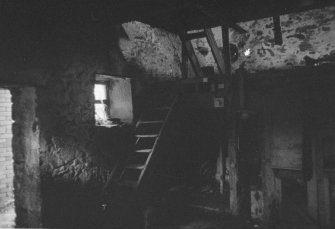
top-left (0, 0), bottom-right (335, 228)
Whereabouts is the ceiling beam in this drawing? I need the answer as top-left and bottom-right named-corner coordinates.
top-left (229, 24), bottom-right (247, 34)
top-left (186, 31), bottom-right (206, 40)
top-left (273, 16), bottom-right (283, 45)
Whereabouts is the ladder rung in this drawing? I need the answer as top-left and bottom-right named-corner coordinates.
top-left (135, 149), bottom-right (152, 153)
top-left (125, 164), bottom-right (146, 170)
top-left (136, 134), bottom-right (158, 138)
top-left (138, 120), bottom-right (164, 124)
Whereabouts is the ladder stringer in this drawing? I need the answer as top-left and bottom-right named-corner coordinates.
top-left (136, 95), bottom-right (179, 189)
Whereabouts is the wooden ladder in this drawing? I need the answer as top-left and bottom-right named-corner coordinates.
top-left (113, 88), bottom-right (179, 191)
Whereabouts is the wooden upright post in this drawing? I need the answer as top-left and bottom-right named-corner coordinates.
top-left (221, 26), bottom-right (232, 79)
top-left (181, 43), bottom-right (189, 79)
top-left (226, 118), bottom-right (239, 215)
top-left (218, 25), bottom-right (239, 214)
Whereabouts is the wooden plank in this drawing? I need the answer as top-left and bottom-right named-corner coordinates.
top-left (204, 29), bottom-right (230, 86)
top-left (135, 134), bottom-right (158, 138)
top-left (180, 32), bottom-right (204, 78)
top-left (135, 149), bottom-right (152, 153)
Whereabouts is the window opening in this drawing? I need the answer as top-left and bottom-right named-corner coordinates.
top-left (94, 75), bottom-right (133, 127)
top-left (94, 83), bottom-right (110, 126)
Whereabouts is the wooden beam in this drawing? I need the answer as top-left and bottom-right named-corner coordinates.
top-left (230, 24), bottom-right (247, 34)
top-left (180, 32), bottom-right (204, 78)
top-left (186, 31), bottom-right (206, 40)
top-left (273, 16), bottom-right (283, 45)
top-left (204, 29), bottom-right (230, 86)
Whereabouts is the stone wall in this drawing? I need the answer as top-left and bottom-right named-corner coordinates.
top-left (35, 24), bottom-right (129, 227)
top-left (120, 21), bottom-right (182, 80)
top-left (0, 89), bottom-right (13, 209)
top-left (0, 1), bottom-right (182, 227)
top-left (190, 6), bottom-right (335, 74)
top-left (36, 26), bottom-right (179, 227)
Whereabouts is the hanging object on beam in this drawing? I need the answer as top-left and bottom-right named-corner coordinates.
top-left (273, 16), bottom-right (283, 45)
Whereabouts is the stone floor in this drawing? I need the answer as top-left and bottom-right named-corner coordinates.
top-left (0, 205), bottom-right (15, 228)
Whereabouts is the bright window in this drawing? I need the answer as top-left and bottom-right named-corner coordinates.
top-left (94, 84), bottom-right (107, 101)
top-left (94, 83), bottom-right (109, 126)
top-left (94, 75), bottom-right (133, 127)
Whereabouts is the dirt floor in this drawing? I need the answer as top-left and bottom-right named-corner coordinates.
top-left (0, 201), bottom-right (320, 229)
